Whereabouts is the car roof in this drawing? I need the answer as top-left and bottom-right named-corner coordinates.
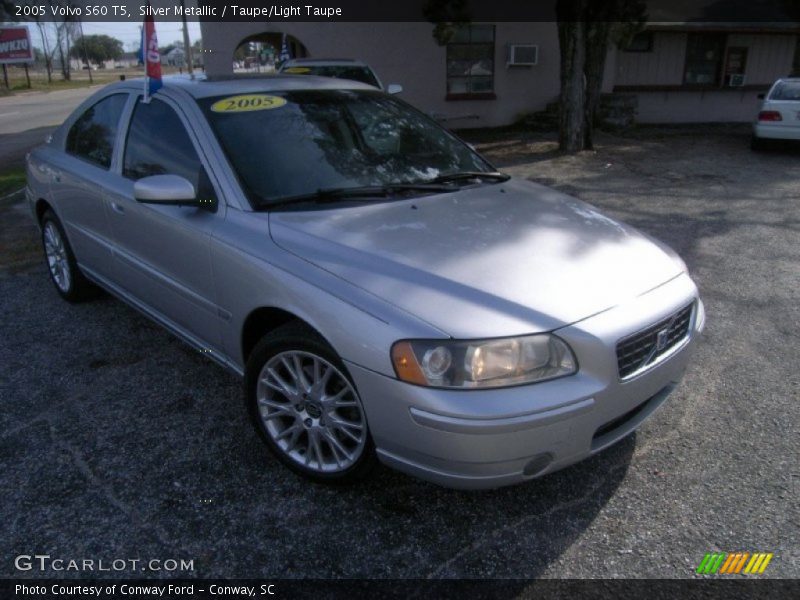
top-left (281, 58), bottom-right (369, 67)
top-left (101, 73), bottom-right (377, 99)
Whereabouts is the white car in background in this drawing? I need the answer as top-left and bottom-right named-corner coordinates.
top-left (752, 78), bottom-right (800, 150)
top-left (279, 58), bottom-right (402, 94)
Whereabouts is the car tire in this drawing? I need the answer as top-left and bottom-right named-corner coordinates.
top-left (41, 210), bottom-right (100, 303)
top-left (245, 321), bottom-right (378, 484)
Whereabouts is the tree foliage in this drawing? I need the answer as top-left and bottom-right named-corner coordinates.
top-left (423, 0), bottom-right (471, 45)
top-left (0, 1), bottom-right (18, 21)
top-left (70, 34), bottom-right (124, 67)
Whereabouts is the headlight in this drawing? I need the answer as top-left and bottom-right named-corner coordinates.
top-left (391, 334), bottom-right (577, 389)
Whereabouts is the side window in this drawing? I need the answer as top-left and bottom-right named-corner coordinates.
top-left (65, 94), bottom-right (128, 169)
top-left (123, 98), bottom-right (215, 201)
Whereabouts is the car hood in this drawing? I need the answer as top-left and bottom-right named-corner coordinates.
top-left (268, 178), bottom-right (684, 338)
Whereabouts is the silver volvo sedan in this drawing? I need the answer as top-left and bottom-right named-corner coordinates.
top-left (26, 76), bottom-right (705, 489)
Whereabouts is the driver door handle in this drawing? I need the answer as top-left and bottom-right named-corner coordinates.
top-left (110, 201), bottom-right (125, 215)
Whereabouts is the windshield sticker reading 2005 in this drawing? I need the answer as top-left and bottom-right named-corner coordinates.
top-left (210, 95), bottom-right (287, 113)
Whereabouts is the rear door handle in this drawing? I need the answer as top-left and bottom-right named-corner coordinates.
top-left (110, 201), bottom-right (125, 215)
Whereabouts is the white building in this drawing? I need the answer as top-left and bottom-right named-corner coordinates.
top-left (201, 21), bottom-right (800, 126)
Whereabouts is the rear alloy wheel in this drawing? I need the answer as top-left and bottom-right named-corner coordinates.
top-left (41, 210), bottom-right (99, 302)
top-left (246, 323), bottom-right (376, 483)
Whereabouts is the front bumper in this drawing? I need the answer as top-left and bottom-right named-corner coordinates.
top-left (347, 272), bottom-right (704, 489)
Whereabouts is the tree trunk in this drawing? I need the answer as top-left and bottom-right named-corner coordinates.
top-left (556, 18), bottom-right (586, 153)
top-left (64, 25), bottom-right (72, 81)
top-left (583, 22), bottom-right (612, 150)
top-left (58, 41), bottom-right (67, 80)
top-left (36, 23), bottom-right (53, 83)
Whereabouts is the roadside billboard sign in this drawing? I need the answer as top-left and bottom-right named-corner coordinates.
top-left (0, 27), bottom-right (34, 64)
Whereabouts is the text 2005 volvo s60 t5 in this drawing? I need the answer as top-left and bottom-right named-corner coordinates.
top-left (26, 76), bottom-right (705, 489)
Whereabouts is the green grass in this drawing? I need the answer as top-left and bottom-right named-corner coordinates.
top-left (1, 65), bottom-right (189, 96)
top-left (11, 78), bottom-right (97, 92)
top-left (0, 168), bottom-right (26, 199)
top-left (2, 73), bottom-right (122, 94)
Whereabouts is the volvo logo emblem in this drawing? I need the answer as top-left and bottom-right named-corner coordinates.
top-left (656, 329), bottom-right (669, 351)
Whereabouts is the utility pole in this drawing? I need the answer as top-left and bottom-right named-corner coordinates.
top-left (179, 0), bottom-right (194, 79)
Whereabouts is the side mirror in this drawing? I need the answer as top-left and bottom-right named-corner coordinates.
top-left (757, 93), bottom-right (765, 99)
top-left (386, 83), bottom-right (403, 95)
top-left (134, 174), bottom-right (212, 210)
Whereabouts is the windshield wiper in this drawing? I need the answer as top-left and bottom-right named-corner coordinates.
top-left (428, 171), bottom-right (510, 184)
top-left (264, 183), bottom-right (454, 209)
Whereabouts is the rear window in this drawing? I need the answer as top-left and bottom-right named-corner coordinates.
top-left (285, 65), bottom-right (380, 88)
top-left (770, 81), bottom-right (800, 101)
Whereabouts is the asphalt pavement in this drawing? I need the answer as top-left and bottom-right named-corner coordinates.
top-left (1, 125), bottom-right (797, 579)
top-left (0, 86), bottom-right (102, 135)
top-left (0, 86), bottom-right (101, 169)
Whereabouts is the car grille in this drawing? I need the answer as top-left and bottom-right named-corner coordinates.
top-left (616, 302), bottom-right (694, 379)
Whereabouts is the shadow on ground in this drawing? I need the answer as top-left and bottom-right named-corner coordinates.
top-left (0, 265), bottom-right (633, 579)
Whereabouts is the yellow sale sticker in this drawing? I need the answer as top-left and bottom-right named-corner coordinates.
top-left (283, 67), bottom-right (311, 74)
top-left (210, 94), bottom-right (287, 113)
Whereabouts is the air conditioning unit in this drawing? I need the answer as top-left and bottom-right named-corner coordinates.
top-left (507, 44), bottom-right (538, 67)
top-left (729, 74), bottom-right (746, 87)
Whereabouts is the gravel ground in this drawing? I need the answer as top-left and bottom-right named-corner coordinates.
top-left (1, 125), bottom-right (798, 579)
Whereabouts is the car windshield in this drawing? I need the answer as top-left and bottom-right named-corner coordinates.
top-left (283, 65), bottom-right (380, 88)
top-left (770, 81), bottom-right (800, 101)
top-left (199, 89), bottom-right (494, 208)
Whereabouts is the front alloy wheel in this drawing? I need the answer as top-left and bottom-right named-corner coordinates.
top-left (246, 323), bottom-right (376, 483)
top-left (258, 351), bottom-right (366, 472)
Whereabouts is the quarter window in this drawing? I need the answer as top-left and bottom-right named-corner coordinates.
top-left (65, 94), bottom-right (127, 169)
top-left (123, 98), bottom-right (215, 201)
top-left (446, 24), bottom-right (495, 97)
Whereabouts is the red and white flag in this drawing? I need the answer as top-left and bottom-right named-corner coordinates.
top-left (142, 2), bottom-right (162, 99)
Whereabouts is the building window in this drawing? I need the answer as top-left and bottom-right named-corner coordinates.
top-left (792, 37), bottom-right (800, 77)
top-left (723, 46), bottom-right (748, 86)
top-left (683, 33), bottom-right (726, 86)
top-left (446, 24), bottom-right (495, 98)
top-left (623, 32), bottom-right (654, 53)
